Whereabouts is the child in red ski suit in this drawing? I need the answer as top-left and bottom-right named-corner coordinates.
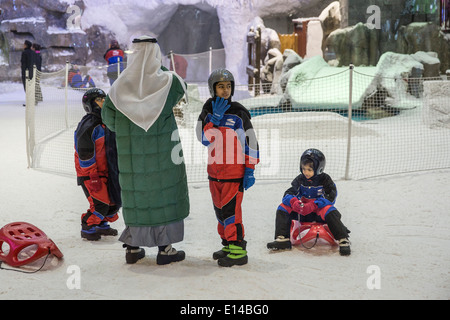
top-left (74, 88), bottom-right (121, 240)
top-left (197, 69), bottom-right (259, 267)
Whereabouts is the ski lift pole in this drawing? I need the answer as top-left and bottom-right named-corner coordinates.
top-left (344, 64), bottom-right (354, 181)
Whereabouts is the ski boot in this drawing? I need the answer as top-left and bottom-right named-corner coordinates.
top-left (123, 244), bottom-right (146, 264)
top-left (267, 236), bottom-right (292, 251)
top-left (213, 246), bottom-right (230, 260)
top-left (217, 240), bottom-right (248, 267)
top-left (156, 244), bottom-right (185, 265)
top-left (338, 238), bottom-right (351, 256)
top-left (95, 221), bottom-right (118, 236)
top-left (81, 222), bottom-right (101, 241)
top-left (212, 239), bottom-right (230, 260)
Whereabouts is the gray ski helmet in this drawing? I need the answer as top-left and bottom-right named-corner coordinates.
top-left (82, 88), bottom-right (106, 113)
top-left (208, 68), bottom-right (235, 98)
top-left (300, 148), bottom-right (326, 176)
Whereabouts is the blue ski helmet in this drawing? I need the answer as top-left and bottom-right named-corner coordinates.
top-left (300, 148), bottom-right (326, 176)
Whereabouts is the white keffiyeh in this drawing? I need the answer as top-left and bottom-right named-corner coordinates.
top-left (108, 36), bottom-right (185, 132)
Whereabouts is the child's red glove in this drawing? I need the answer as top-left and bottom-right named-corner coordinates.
top-left (298, 201), bottom-right (317, 216)
top-left (89, 172), bottom-right (102, 192)
top-left (289, 197), bottom-right (302, 213)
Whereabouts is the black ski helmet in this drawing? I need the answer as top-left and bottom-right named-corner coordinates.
top-left (82, 88), bottom-right (106, 113)
top-left (300, 148), bottom-right (326, 176)
top-left (208, 68), bottom-right (235, 98)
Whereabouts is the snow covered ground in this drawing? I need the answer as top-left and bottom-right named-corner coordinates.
top-left (0, 84), bottom-right (449, 301)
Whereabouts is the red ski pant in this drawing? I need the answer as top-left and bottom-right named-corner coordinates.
top-left (81, 179), bottom-right (119, 226)
top-left (209, 180), bottom-right (244, 243)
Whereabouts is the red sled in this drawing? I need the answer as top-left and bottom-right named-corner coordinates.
top-left (290, 220), bottom-right (337, 248)
top-left (0, 222), bottom-right (63, 268)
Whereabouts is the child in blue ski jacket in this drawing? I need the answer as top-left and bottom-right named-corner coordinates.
top-left (267, 148), bottom-right (351, 255)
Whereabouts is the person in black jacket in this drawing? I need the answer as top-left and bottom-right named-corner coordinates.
top-left (32, 43), bottom-right (43, 102)
top-left (21, 40), bottom-right (35, 92)
top-left (31, 43), bottom-right (42, 71)
top-left (267, 149), bottom-right (351, 255)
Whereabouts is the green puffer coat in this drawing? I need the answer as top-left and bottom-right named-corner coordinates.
top-left (101, 76), bottom-right (189, 227)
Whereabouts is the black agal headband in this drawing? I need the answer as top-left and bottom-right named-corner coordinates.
top-left (132, 38), bottom-right (158, 44)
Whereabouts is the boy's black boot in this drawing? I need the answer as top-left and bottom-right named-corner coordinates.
top-left (267, 236), bottom-right (292, 250)
top-left (338, 239), bottom-right (351, 256)
top-left (123, 244), bottom-right (145, 264)
top-left (213, 239), bottom-right (230, 260)
top-left (95, 222), bottom-right (118, 236)
top-left (81, 222), bottom-right (101, 241)
top-left (217, 240), bottom-right (248, 267)
top-left (156, 244), bottom-right (185, 265)
top-left (325, 210), bottom-right (351, 256)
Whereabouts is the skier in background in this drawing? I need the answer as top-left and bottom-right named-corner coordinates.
top-left (74, 88), bottom-right (121, 241)
top-left (68, 67), bottom-right (96, 89)
top-left (104, 39), bottom-right (125, 85)
top-left (267, 148), bottom-right (351, 255)
top-left (196, 68), bottom-right (259, 267)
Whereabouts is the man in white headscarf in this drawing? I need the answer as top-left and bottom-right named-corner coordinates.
top-left (102, 36), bottom-right (190, 265)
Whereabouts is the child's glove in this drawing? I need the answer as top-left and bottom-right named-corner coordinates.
top-left (89, 172), bottom-right (102, 192)
top-left (289, 197), bottom-right (302, 213)
top-left (210, 97), bottom-right (231, 125)
top-left (298, 201), bottom-right (317, 216)
top-left (243, 167), bottom-right (255, 190)
top-left (314, 197), bottom-right (333, 208)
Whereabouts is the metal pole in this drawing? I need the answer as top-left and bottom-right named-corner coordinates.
top-left (344, 64), bottom-right (354, 180)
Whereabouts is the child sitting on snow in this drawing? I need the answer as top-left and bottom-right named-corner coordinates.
top-left (68, 67), bottom-right (96, 89)
top-left (267, 148), bottom-right (351, 255)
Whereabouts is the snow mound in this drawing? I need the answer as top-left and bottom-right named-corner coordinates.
top-left (259, 52), bottom-right (436, 112)
top-left (285, 56), bottom-right (378, 110)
